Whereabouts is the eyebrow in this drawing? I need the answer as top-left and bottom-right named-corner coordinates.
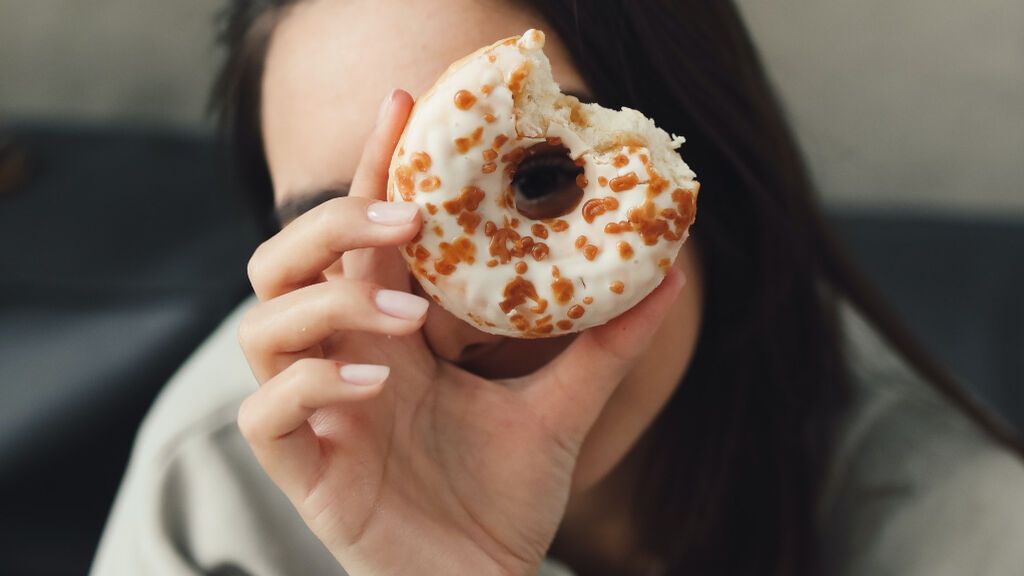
top-left (273, 90), bottom-right (595, 224)
top-left (274, 184), bottom-right (350, 225)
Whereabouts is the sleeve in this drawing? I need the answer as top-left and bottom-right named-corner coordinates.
top-left (839, 445), bottom-right (1024, 576)
top-left (88, 404), bottom-right (345, 576)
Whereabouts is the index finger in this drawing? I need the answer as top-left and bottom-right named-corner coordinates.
top-left (247, 196), bottom-right (421, 300)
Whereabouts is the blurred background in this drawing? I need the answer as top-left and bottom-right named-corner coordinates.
top-left (1, 1), bottom-right (1021, 574)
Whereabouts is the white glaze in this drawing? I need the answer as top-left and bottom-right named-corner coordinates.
top-left (387, 29), bottom-right (699, 337)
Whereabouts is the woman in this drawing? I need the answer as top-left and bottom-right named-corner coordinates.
top-left (91, 1), bottom-right (1024, 575)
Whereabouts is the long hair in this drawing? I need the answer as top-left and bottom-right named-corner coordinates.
top-left (211, 1), bottom-right (1021, 574)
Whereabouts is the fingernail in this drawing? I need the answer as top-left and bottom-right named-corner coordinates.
top-left (340, 364), bottom-right (390, 386)
top-left (375, 289), bottom-right (429, 320)
top-left (375, 90), bottom-right (395, 126)
top-left (367, 201), bottom-right (418, 225)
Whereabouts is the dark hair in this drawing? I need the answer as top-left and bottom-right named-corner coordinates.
top-left (212, 1), bottom-right (1021, 574)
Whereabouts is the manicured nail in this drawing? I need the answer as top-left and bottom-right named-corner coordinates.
top-left (375, 90), bottom-right (395, 126)
top-left (375, 289), bottom-right (429, 320)
top-left (340, 364), bottom-right (390, 386)
top-left (367, 201), bottom-right (418, 225)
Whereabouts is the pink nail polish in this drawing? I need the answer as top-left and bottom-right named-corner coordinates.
top-left (375, 289), bottom-right (429, 320)
top-left (340, 364), bottom-right (390, 386)
top-left (367, 201), bottom-right (418, 225)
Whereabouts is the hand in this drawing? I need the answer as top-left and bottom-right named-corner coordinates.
top-left (237, 89), bottom-right (686, 576)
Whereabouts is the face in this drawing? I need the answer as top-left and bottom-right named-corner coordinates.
top-left (261, 0), bottom-right (703, 492)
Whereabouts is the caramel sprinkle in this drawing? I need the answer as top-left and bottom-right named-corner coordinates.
top-left (510, 314), bottom-right (529, 332)
top-left (581, 196), bottom-right (620, 224)
top-left (610, 281), bottom-right (625, 294)
top-left (551, 265), bottom-right (560, 278)
top-left (583, 244), bottom-right (599, 261)
top-left (454, 127), bottom-right (484, 154)
top-left (500, 276), bottom-right (547, 314)
top-left (575, 174), bottom-right (588, 188)
top-left (443, 186), bottom-right (485, 214)
top-left (604, 221), bottom-right (631, 234)
top-left (419, 175), bottom-right (441, 192)
top-left (609, 172), bottom-right (640, 192)
top-left (659, 257), bottom-right (672, 269)
top-left (551, 278), bottom-right (574, 304)
top-left (567, 305), bottom-right (585, 319)
top-left (487, 54), bottom-right (497, 63)
top-left (482, 84), bottom-right (493, 94)
top-left (493, 134), bottom-right (509, 149)
top-left (482, 162), bottom-right (496, 174)
top-left (411, 152), bottom-right (432, 172)
top-left (583, 296), bottom-right (594, 305)
top-left (454, 90), bottom-right (477, 110)
top-left (456, 211), bottom-right (481, 234)
top-left (508, 61), bottom-right (531, 95)
top-left (515, 261), bottom-right (528, 274)
top-left (550, 220), bottom-right (569, 232)
top-left (627, 200), bottom-right (670, 245)
top-left (613, 154), bottom-right (629, 168)
top-left (531, 223), bottom-right (548, 239)
top-left (618, 241), bottom-right (634, 260)
top-left (575, 235), bottom-right (588, 249)
top-left (533, 324), bottom-right (554, 335)
top-left (489, 223), bottom-right (525, 264)
top-left (484, 113), bottom-right (497, 123)
top-left (434, 236), bottom-right (476, 275)
top-left (598, 176), bottom-right (608, 187)
top-left (483, 149), bottom-right (498, 161)
top-left (395, 165), bottom-right (415, 201)
top-left (556, 320), bottom-right (573, 331)
top-left (531, 243), bottom-right (549, 261)
top-left (425, 203), bottom-right (438, 215)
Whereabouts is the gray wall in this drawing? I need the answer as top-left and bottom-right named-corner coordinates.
top-left (737, 1), bottom-right (1024, 215)
top-left (2, 0), bottom-right (1021, 213)
top-left (0, 0), bottom-right (220, 131)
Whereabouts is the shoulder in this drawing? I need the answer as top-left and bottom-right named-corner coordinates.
top-left (822, 303), bottom-right (1024, 575)
top-left (92, 297), bottom-right (344, 575)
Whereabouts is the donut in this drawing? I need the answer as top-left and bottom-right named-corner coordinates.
top-left (387, 29), bottom-right (699, 338)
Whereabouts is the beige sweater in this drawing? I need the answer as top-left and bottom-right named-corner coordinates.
top-left (90, 298), bottom-right (1024, 575)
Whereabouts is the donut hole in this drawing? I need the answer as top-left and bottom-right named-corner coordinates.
top-left (510, 142), bottom-right (584, 220)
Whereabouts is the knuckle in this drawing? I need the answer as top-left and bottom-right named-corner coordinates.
top-left (236, 395), bottom-right (262, 442)
top-left (289, 356), bottom-right (324, 381)
top-left (322, 281), bottom-right (359, 324)
top-left (236, 308), bottom-right (263, 352)
top-left (246, 244), bottom-right (267, 286)
top-left (316, 197), bottom-right (353, 237)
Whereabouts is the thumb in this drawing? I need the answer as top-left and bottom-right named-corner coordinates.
top-left (520, 267), bottom-right (686, 445)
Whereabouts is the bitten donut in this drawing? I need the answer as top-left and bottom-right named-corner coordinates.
top-left (387, 29), bottom-right (700, 338)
